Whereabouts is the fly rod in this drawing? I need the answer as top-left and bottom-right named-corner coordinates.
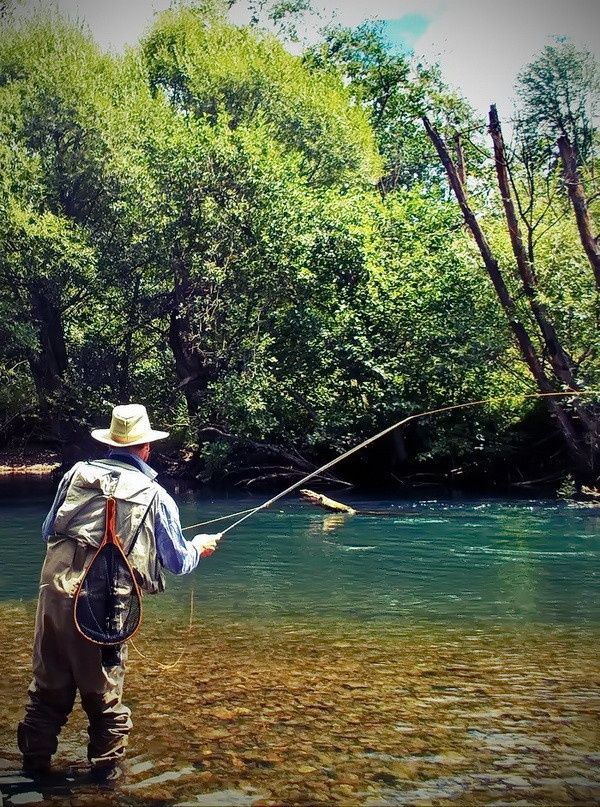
top-left (140, 389), bottom-right (597, 671)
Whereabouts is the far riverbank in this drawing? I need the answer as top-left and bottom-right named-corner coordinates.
top-left (0, 446), bottom-right (61, 476)
top-left (2, 442), bottom-right (600, 503)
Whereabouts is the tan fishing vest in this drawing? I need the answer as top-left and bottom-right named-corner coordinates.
top-left (44, 459), bottom-right (165, 597)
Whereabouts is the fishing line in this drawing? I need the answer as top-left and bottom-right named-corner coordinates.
top-left (184, 389), bottom-right (599, 536)
top-left (183, 506), bottom-right (258, 530)
top-left (130, 588), bottom-right (195, 670)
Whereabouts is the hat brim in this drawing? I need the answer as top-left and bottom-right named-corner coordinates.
top-left (91, 428), bottom-right (170, 447)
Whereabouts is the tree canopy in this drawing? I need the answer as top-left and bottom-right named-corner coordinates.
top-left (515, 38), bottom-right (600, 166)
top-left (0, 8), bottom-right (598, 488)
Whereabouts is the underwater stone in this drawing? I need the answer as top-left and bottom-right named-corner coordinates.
top-left (176, 789), bottom-right (263, 806)
top-left (7, 793), bottom-right (44, 805)
top-left (500, 775), bottom-right (530, 787)
top-left (128, 760), bottom-right (154, 775)
top-left (124, 766), bottom-right (195, 790)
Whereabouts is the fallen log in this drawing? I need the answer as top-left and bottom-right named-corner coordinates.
top-left (300, 489), bottom-right (400, 516)
top-left (300, 489), bottom-right (357, 514)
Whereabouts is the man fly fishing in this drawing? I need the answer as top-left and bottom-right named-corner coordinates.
top-left (16, 391), bottom-right (596, 787)
top-left (17, 404), bottom-right (222, 784)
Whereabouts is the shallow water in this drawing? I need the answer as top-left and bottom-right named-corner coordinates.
top-left (0, 483), bottom-right (599, 805)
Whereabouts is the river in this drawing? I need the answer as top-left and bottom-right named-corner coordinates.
top-left (0, 480), bottom-right (599, 805)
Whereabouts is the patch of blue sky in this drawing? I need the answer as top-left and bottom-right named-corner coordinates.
top-left (380, 13), bottom-right (431, 54)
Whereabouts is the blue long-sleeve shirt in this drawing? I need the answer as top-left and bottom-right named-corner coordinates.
top-left (42, 450), bottom-right (201, 575)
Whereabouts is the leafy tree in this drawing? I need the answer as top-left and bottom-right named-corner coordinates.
top-left (139, 6), bottom-right (381, 435)
top-left (515, 39), bottom-right (600, 166)
top-left (0, 17), bottom-right (177, 442)
top-left (197, 181), bottom-right (510, 485)
top-left (139, 8), bottom-right (504, 480)
top-left (0, 18), bottom-right (113, 440)
top-left (143, 7), bottom-right (379, 186)
top-left (303, 21), bottom-right (477, 192)
top-left (425, 107), bottom-right (600, 482)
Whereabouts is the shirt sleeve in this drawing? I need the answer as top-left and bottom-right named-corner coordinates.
top-left (154, 488), bottom-right (201, 575)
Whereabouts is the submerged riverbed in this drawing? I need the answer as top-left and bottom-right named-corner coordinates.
top-left (0, 485), bottom-right (599, 805)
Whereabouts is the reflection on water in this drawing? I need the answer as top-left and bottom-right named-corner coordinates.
top-left (0, 609), bottom-right (599, 805)
top-left (0, 486), bottom-right (599, 804)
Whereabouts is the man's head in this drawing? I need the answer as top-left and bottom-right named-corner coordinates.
top-left (91, 404), bottom-right (169, 448)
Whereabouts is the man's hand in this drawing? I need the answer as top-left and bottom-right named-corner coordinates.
top-left (191, 532), bottom-right (223, 558)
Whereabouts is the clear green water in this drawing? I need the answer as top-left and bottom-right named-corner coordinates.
top-left (1, 480), bottom-right (599, 627)
top-left (1, 481), bottom-right (599, 805)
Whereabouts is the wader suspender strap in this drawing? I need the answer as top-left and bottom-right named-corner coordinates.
top-left (126, 491), bottom-right (158, 558)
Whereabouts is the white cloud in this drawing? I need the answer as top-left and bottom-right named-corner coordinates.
top-left (414, 0), bottom-right (600, 119)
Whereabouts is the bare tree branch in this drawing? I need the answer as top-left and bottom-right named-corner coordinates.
top-left (558, 134), bottom-right (600, 291)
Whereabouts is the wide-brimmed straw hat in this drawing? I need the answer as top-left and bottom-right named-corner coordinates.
top-left (91, 404), bottom-right (169, 447)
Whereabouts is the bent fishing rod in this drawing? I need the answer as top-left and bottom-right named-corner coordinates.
top-left (135, 388), bottom-right (598, 671)
top-left (182, 389), bottom-right (599, 535)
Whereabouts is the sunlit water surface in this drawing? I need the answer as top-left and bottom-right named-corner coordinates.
top-left (0, 480), bottom-right (598, 805)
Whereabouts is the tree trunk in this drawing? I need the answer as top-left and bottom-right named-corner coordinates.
top-left (26, 281), bottom-right (77, 442)
top-left (454, 132), bottom-right (466, 188)
top-left (168, 307), bottom-right (212, 416)
top-left (117, 273), bottom-right (141, 403)
top-left (557, 134), bottom-right (600, 292)
top-left (167, 253), bottom-right (216, 417)
top-left (488, 107), bottom-right (593, 430)
top-left (422, 115), bottom-right (594, 478)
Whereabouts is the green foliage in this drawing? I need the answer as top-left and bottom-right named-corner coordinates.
top-left (515, 39), bottom-right (600, 165)
top-left (244, 0), bottom-right (314, 42)
top-left (202, 186), bottom-right (510, 465)
top-left (303, 21), bottom-right (478, 191)
top-left (0, 16), bottom-right (179, 437)
top-left (143, 7), bottom-right (381, 185)
top-left (0, 7), bottom-right (596, 484)
top-left (480, 150), bottom-right (600, 396)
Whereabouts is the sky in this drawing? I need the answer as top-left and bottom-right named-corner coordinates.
top-left (14, 0), bottom-right (600, 120)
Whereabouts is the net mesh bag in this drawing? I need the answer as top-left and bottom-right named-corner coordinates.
top-left (74, 497), bottom-right (142, 646)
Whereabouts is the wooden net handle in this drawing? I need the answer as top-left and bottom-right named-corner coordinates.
top-left (104, 497), bottom-right (119, 547)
